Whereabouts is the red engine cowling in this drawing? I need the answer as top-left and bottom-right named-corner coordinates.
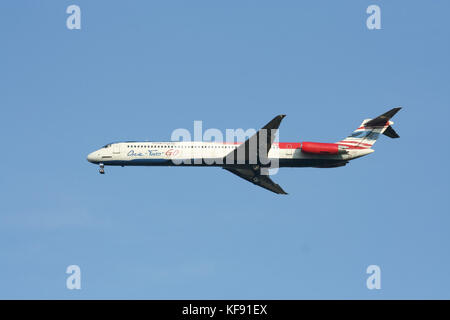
top-left (301, 142), bottom-right (346, 155)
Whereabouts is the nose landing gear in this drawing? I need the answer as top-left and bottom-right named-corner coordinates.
top-left (99, 163), bottom-right (105, 174)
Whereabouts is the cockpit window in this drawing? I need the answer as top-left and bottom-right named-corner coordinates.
top-left (103, 144), bottom-right (112, 148)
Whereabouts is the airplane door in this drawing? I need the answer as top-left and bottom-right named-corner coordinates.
top-left (113, 143), bottom-right (120, 154)
top-left (286, 144), bottom-right (293, 157)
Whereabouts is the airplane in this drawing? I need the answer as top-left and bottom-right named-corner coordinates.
top-left (87, 108), bottom-right (401, 194)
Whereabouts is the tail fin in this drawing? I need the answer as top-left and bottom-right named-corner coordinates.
top-left (338, 107), bottom-right (401, 148)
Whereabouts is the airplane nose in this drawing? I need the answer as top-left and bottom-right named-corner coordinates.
top-left (87, 152), bottom-right (95, 163)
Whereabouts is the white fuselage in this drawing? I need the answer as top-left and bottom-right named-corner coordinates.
top-left (87, 141), bottom-right (373, 168)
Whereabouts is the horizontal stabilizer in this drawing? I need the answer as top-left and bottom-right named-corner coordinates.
top-left (365, 107), bottom-right (402, 127)
top-left (383, 125), bottom-right (400, 138)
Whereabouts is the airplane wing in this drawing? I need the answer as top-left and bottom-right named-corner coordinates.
top-left (224, 114), bottom-right (286, 165)
top-left (223, 167), bottom-right (288, 195)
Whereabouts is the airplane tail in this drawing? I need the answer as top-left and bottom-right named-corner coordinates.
top-left (338, 107), bottom-right (401, 148)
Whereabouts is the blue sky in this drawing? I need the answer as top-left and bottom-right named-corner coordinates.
top-left (0, 0), bottom-right (449, 299)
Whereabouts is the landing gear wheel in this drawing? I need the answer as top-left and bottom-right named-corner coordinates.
top-left (99, 163), bottom-right (105, 174)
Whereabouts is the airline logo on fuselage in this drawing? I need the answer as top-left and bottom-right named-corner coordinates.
top-left (127, 149), bottom-right (179, 157)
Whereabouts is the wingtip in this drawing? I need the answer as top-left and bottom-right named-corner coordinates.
top-left (277, 186), bottom-right (288, 195)
top-left (389, 107), bottom-right (402, 116)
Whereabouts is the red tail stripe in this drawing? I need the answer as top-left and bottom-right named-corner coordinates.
top-left (338, 141), bottom-right (372, 146)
